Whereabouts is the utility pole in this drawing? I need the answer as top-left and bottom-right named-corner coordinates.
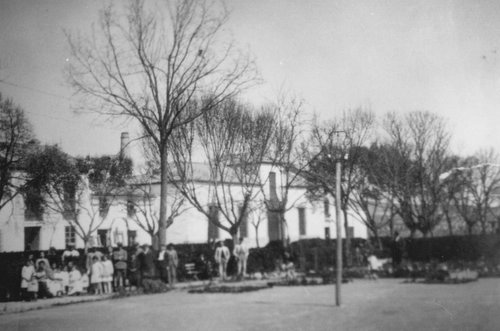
top-left (335, 156), bottom-right (342, 306)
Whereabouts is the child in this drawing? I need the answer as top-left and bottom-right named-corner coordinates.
top-left (56, 265), bottom-right (70, 295)
top-left (80, 269), bottom-right (89, 293)
top-left (90, 256), bottom-right (103, 295)
top-left (21, 259), bottom-right (35, 301)
top-left (101, 255), bottom-right (114, 294)
top-left (34, 261), bottom-right (54, 299)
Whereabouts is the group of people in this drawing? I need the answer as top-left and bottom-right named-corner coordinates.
top-left (20, 243), bottom-right (129, 301)
top-left (20, 248), bottom-right (88, 301)
top-left (19, 238), bottom-right (251, 301)
top-left (214, 238), bottom-right (249, 280)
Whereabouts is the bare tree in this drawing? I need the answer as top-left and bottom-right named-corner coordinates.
top-left (446, 150), bottom-right (500, 235)
top-left (382, 111), bottom-right (452, 237)
top-left (308, 108), bottom-right (376, 264)
top-left (168, 98), bottom-right (276, 243)
top-left (250, 201), bottom-right (267, 247)
top-left (0, 93), bottom-right (36, 212)
top-left (347, 145), bottom-right (397, 248)
top-left (258, 93), bottom-right (310, 245)
top-left (66, 0), bottom-right (258, 246)
top-left (126, 175), bottom-right (188, 247)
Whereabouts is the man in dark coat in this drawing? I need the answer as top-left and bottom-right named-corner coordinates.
top-left (140, 244), bottom-right (156, 279)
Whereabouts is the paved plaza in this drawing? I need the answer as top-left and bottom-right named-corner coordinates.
top-left (0, 278), bottom-right (499, 330)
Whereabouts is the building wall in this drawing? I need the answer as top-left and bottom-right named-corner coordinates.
top-left (0, 165), bottom-right (368, 252)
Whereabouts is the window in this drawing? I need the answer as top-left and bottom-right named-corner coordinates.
top-left (127, 230), bottom-right (137, 246)
top-left (113, 229), bottom-right (124, 245)
top-left (208, 205), bottom-right (219, 240)
top-left (324, 198), bottom-right (330, 217)
top-left (65, 226), bottom-right (76, 247)
top-left (97, 229), bottom-right (110, 247)
top-left (127, 200), bottom-right (136, 217)
top-left (99, 197), bottom-right (109, 218)
top-left (298, 207), bottom-right (306, 236)
top-left (24, 187), bottom-right (44, 221)
top-left (238, 205), bottom-right (248, 238)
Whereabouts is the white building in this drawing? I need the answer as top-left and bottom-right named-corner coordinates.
top-left (0, 134), bottom-right (368, 252)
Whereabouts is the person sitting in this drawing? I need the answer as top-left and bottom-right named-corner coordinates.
top-left (281, 251), bottom-right (296, 280)
top-left (68, 262), bottom-right (83, 296)
top-left (53, 265), bottom-right (69, 295)
top-left (34, 261), bottom-right (54, 299)
top-left (36, 251), bottom-right (51, 271)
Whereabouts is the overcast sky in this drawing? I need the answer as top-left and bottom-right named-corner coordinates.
top-left (1, 0), bottom-right (500, 158)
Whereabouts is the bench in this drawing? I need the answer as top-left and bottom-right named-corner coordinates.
top-left (184, 263), bottom-right (199, 280)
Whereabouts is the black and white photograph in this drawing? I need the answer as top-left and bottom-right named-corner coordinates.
top-left (0, 0), bottom-right (499, 330)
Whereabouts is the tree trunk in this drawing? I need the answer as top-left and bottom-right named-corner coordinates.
top-left (150, 232), bottom-right (159, 250)
top-left (280, 213), bottom-right (289, 247)
top-left (158, 147), bottom-right (168, 247)
top-left (253, 225), bottom-right (260, 248)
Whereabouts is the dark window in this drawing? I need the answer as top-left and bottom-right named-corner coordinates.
top-left (98, 229), bottom-right (109, 247)
top-left (324, 198), bottom-right (330, 217)
top-left (324, 227), bottom-right (330, 240)
top-left (127, 230), bottom-right (137, 246)
top-left (24, 227), bottom-right (41, 251)
top-left (24, 187), bottom-right (44, 221)
top-left (99, 197), bottom-right (109, 218)
top-left (127, 200), bottom-right (136, 217)
top-left (298, 207), bottom-right (306, 236)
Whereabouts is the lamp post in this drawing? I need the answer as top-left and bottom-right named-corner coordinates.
top-left (335, 156), bottom-right (342, 306)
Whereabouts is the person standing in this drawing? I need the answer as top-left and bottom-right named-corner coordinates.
top-left (233, 237), bottom-right (249, 279)
top-left (214, 241), bottom-right (230, 281)
top-left (89, 256), bottom-right (103, 295)
top-left (141, 244), bottom-right (156, 280)
top-left (165, 244), bottom-right (179, 287)
top-left (157, 245), bottom-right (168, 283)
top-left (101, 255), bottom-right (114, 294)
top-left (112, 242), bottom-right (128, 289)
top-left (61, 244), bottom-right (80, 266)
top-left (21, 259), bottom-right (35, 301)
top-left (391, 231), bottom-right (403, 268)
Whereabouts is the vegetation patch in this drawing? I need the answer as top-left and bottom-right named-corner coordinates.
top-left (188, 284), bottom-right (270, 294)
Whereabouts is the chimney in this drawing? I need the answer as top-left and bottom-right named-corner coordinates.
top-left (120, 132), bottom-right (130, 159)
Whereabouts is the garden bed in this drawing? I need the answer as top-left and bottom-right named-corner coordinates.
top-left (188, 284), bottom-right (271, 294)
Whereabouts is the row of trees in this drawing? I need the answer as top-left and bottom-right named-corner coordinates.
top-left (3, 0), bottom-right (500, 254)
